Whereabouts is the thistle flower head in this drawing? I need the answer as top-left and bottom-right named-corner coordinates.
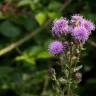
top-left (71, 14), bottom-right (83, 26)
top-left (71, 14), bottom-right (83, 21)
top-left (71, 26), bottom-right (89, 43)
top-left (52, 17), bottom-right (69, 36)
top-left (81, 19), bottom-right (95, 32)
top-left (48, 41), bottom-right (64, 55)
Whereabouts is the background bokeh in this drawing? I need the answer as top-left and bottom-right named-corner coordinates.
top-left (0, 0), bottom-right (96, 96)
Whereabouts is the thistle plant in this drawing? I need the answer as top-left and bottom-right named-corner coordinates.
top-left (48, 14), bottom-right (95, 96)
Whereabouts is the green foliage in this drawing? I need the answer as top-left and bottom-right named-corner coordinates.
top-left (17, 0), bottom-right (32, 7)
top-left (16, 45), bottom-right (52, 64)
top-left (0, 21), bottom-right (21, 37)
top-left (35, 12), bottom-right (47, 25)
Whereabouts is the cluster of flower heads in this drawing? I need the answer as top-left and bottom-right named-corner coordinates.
top-left (48, 14), bottom-right (95, 55)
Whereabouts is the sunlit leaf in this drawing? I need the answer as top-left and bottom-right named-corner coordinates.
top-left (16, 54), bottom-right (35, 64)
top-left (35, 12), bottom-right (47, 25)
top-left (37, 51), bottom-right (52, 59)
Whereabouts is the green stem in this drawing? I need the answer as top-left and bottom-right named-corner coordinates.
top-left (67, 43), bottom-right (73, 96)
top-left (59, 43), bottom-right (80, 96)
top-left (67, 67), bottom-right (72, 96)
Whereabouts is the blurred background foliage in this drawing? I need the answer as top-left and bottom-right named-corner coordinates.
top-left (0, 0), bottom-right (96, 96)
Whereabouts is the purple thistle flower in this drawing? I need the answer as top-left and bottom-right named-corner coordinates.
top-left (71, 14), bottom-right (83, 27)
top-left (48, 41), bottom-right (64, 55)
top-left (71, 26), bottom-right (89, 43)
top-left (69, 25), bottom-right (74, 33)
top-left (71, 14), bottom-right (83, 21)
top-left (52, 17), bottom-right (69, 36)
top-left (81, 19), bottom-right (95, 32)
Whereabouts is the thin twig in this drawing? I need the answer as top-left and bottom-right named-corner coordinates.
top-left (0, 0), bottom-right (72, 56)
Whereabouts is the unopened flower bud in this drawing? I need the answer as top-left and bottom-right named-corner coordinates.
top-left (67, 51), bottom-right (70, 55)
top-left (75, 72), bottom-right (82, 82)
top-left (76, 49), bottom-right (80, 54)
top-left (48, 68), bottom-right (56, 76)
top-left (70, 42), bottom-right (74, 45)
top-left (72, 56), bottom-right (77, 60)
top-left (63, 41), bottom-right (69, 48)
